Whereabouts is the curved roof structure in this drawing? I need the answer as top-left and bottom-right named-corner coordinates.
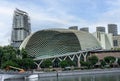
top-left (20, 28), bottom-right (101, 59)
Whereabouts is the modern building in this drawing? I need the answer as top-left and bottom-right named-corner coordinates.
top-left (11, 8), bottom-right (31, 48)
top-left (93, 32), bottom-right (113, 49)
top-left (20, 28), bottom-right (102, 67)
top-left (113, 35), bottom-right (120, 48)
top-left (80, 27), bottom-right (89, 32)
top-left (108, 24), bottom-right (118, 36)
top-left (96, 26), bottom-right (105, 33)
top-left (69, 26), bottom-right (78, 30)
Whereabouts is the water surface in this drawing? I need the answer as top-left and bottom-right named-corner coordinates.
top-left (5, 73), bottom-right (120, 81)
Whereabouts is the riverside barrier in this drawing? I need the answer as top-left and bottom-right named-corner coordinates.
top-left (33, 68), bottom-right (120, 78)
top-left (1, 68), bottom-right (120, 80)
top-left (0, 72), bottom-right (31, 80)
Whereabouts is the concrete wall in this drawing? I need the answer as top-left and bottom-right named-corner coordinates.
top-left (91, 51), bottom-right (120, 60)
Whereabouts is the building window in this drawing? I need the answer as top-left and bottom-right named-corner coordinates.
top-left (113, 40), bottom-right (118, 46)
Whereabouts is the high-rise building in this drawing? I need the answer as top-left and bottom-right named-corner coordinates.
top-left (11, 8), bottom-right (31, 48)
top-left (108, 24), bottom-right (118, 36)
top-left (80, 27), bottom-right (89, 32)
top-left (96, 26), bottom-right (105, 33)
top-left (69, 26), bottom-right (78, 30)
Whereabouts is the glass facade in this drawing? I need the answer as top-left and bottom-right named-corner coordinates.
top-left (11, 9), bottom-right (31, 48)
top-left (20, 29), bottom-right (101, 59)
top-left (113, 40), bottom-right (118, 46)
top-left (26, 31), bottom-right (81, 57)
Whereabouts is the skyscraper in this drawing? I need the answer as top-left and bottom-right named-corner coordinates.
top-left (80, 27), bottom-right (89, 32)
top-left (96, 26), bottom-right (105, 33)
top-left (108, 24), bottom-right (118, 36)
top-left (11, 8), bottom-right (31, 48)
top-left (69, 26), bottom-right (78, 30)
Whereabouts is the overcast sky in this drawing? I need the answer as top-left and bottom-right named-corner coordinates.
top-left (0, 0), bottom-right (120, 46)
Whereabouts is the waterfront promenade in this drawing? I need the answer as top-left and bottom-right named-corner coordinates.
top-left (0, 71), bottom-right (31, 81)
top-left (31, 68), bottom-right (120, 78)
top-left (1, 68), bottom-right (120, 80)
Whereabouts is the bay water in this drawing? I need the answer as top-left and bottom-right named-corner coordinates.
top-left (5, 73), bottom-right (120, 81)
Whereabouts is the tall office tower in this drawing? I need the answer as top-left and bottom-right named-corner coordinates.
top-left (11, 8), bottom-right (31, 48)
top-left (80, 27), bottom-right (89, 32)
top-left (96, 26), bottom-right (105, 33)
top-left (69, 26), bottom-right (78, 30)
top-left (108, 24), bottom-right (118, 36)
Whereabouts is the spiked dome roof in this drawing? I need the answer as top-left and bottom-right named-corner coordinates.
top-left (20, 28), bottom-right (101, 59)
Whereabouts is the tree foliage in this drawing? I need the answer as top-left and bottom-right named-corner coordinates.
top-left (22, 58), bottom-right (34, 69)
top-left (104, 56), bottom-right (116, 64)
top-left (87, 55), bottom-right (98, 67)
top-left (100, 60), bottom-right (106, 68)
top-left (117, 58), bottom-right (120, 65)
top-left (59, 60), bottom-right (69, 68)
top-left (21, 48), bottom-right (28, 59)
top-left (1, 60), bottom-right (19, 69)
top-left (41, 59), bottom-right (52, 68)
top-left (0, 46), bottom-right (34, 70)
top-left (0, 46), bottom-right (3, 67)
top-left (67, 60), bottom-right (76, 66)
top-left (80, 61), bottom-right (90, 69)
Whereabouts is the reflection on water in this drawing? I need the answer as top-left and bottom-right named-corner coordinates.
top-left (5, 73), bottom-right (120, 81)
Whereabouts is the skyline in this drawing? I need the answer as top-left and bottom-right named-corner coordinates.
top-left (0, 0), bottom-right (120, 46)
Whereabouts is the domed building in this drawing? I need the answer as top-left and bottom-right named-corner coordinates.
top-left (20, 28), bottom-right (101, 61)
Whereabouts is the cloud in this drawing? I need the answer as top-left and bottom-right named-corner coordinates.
top-left (88, 0), bottom-right (120, 33)
top-left (0, 0), bottom-right (120, 46)
top-left (30, 9), bottom-right (90, 32)
top-left (0, 4), bottom-right (14, 46)
top-left (106, 0), bottom-right (120, 7)
top-left (0, 7), bottom-right (13, 15)
top-left (0, 22), bottom-right (11, 46)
